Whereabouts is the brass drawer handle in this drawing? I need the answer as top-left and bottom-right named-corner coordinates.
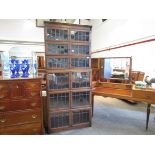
top-left (0, 95), bottom-right (5, 99)
top-left (0, 119), bottom-right (6, 123)
top-left (32, 128), bottom-right (38, 132)
top-left (0, 85), bottom-right (4, 89)
top-left (31, 84), bottom-right (36, 87)
top-left (32, 114), bottom-right (37, 119)
top-left (0, 106), bottom-right (5, 111)
top-left (31, 102), bottom-right (37, 107)
top-left (31, 92), bottom-right (37, 96)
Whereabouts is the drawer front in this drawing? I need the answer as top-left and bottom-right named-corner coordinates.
top-left (0, 109), bottom-right (41, 127)
top-left (145, 91), bottom-right (155, 100)
top-left (24, 82), bottom-right (41, 90)
top-left (132, 90), bottom-right (155, 100)
top-left (132, 90), bottom-right (146, 99)
top-left (0, 122), bottom-right (42, 135)
top-left (25, 90), bottom-right (41, 98)
top-left (0, 90), bottom-right (9, 99)
top-left (0, 99), bottom-right (41, 112)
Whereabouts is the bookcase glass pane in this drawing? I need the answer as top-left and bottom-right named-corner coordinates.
top-left (71, 45), bottom-right (89, 55)
top-left (71, 31), bottom-right (89, 41)
top-left (72, 72), bottom-right (90, 88)
top-left (72, 110), bottom-right (89, 125)
top-left (49, 93), bottom-right (69, 109)
top-left (72, 91), bottom-right (90, 107)
top-left (47, 29), bottom-right (68, 40)
top-left (48, 73), bottom-right (69, 90)
top-left (71, 58), bottom-right (89, 68)
top-left (47, 58), bottom-right (69, 68)
top-left (51, 112), bottom-right (69, 128)
top-left (48, 44), bottom-right (68, 55)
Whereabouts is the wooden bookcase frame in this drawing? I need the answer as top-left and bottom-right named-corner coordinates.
top-left (44, 22), bottom-right (92, 133)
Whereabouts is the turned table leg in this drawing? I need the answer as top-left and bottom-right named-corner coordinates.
top-left (146, 104), bottom-right (151, 130)
top-left (92, 94), bottom-right (94, 117)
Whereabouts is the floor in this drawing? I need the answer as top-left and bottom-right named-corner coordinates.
top-left (52, 96), bottom-right (155, 135)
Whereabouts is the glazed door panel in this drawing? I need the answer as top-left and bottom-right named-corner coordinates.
top-left (47, 73), bottom-right (70, 90)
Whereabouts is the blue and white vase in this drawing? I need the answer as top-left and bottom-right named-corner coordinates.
top-left (10, 59), bottom-right (16, 78)
top-left (15, 60), bottom-right (20, 77)
top-left (21, 59), bottom-right (29, 77)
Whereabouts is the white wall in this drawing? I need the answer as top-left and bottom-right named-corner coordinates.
top-left (0, 19), bottom-right (90, 52)
top-left (91, 19), bottom-right (155, 77)
top-left (0, 19), bottom-right (44, 42)
top-left (0, 19), bottom-right (44, 52)
top-left (91, 19), bottom-right (155, 51)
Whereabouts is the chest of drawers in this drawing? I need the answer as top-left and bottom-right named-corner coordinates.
top-left (0, 78), bottom-right (43, 135)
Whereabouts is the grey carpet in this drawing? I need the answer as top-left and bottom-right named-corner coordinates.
top-left (52, 96), bottom-right (155, 135)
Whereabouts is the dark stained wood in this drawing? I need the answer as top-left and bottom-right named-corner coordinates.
top-left (146, 104), bottom-right (151, 130)
top-left (45, 22), bottom-right (92, 133)
top-left (0, 78), bottom-right (43, 135)
top-left (0, 122), bottom-right (42, 135)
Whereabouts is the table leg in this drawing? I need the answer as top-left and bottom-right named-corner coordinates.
top-left (92, 94), bottom-right (94, 117)
top-left (146, 104), bottom-right (151, 130)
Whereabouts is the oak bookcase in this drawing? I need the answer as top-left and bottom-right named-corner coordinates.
top-left (44, 22), bottom-right (92, 133)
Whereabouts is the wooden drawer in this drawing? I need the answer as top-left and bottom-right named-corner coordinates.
top-left (0, 122), bottom-right (42, 135)
top-left (0, 109), bottom-right (41, 127)
top-left (132, 90), bottom-right (155, 100)
top-left (0, 90), bottom-right (9, 99)
top-left (0, 98), bottom-right (41, 112)
top-left (145, 91), bottom-right (155, 100)
top-left (24, 82), bottom-right (41, 90)
top-left (25, 90), bottom-right (41, 98)
top-left (132, 90), bottom-right (145, 98)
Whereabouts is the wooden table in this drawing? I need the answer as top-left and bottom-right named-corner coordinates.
top-left (92, 82), bottom-right (155, 130)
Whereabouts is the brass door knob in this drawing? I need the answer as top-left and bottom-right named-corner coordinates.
top-left (31, 92), bottom-right (37, 96)
top-left (0, 85), bottom-right (4, 90)
top-left (32, 114), bottom-right (37, 119)
top-left (0, 106), bottom-right (5, 111)
top-left (0, 119), bottom-right (6, 123)
top-left (31, 102), bottom-right (37, 107)
top-left (0, 95), bottom-right (5, 99)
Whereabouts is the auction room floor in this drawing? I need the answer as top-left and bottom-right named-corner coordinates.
top-left (52, 96), bottom-right (155, 135)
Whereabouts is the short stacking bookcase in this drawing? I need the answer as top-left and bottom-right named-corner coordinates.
top-left (44, 22), bottom-right (92, 133)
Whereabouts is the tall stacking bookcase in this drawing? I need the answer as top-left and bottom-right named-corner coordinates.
top-left (44, 22), bottom-right (92, 133)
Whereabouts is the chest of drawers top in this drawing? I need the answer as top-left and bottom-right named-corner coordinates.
top-left (0, 78), bottom-right (41, 100)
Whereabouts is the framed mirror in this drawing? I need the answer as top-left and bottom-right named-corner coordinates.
top-left (100, 57), bottom-right (132, 83)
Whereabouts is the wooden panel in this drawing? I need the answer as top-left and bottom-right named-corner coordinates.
top-left (0, 98), bottom-right (41, 112)
top-left (9, 82), bottom-right (24, 98)
top-left (0, 83), bottom-right (9, 91)
top-left (98, 82), bottom-right (132, 90)
top-left (0, 78), bottom-right (43, 135)
top-left (0, 90), bottom-right (10, 99)
top-left (25, 90), bottom-right (41, 98)
top-left (0, 109), bottom-right (41, 127)
top-left (24, 81), bottom-right (41, 90)
top-left (138, 72), bottom-right (145, 81)
top-left (132, 89), bottom-right (155, 100)
top-left (0, 122), bottom-right (42, 135)
top-left (145, 91), bottom-right (155, 100)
